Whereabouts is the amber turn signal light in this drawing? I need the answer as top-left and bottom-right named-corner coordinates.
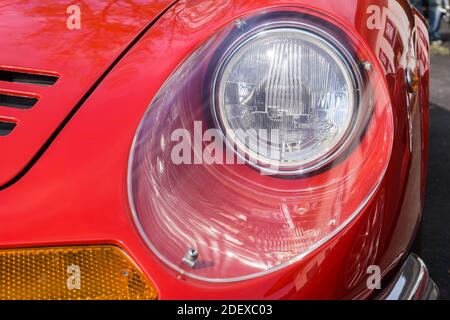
top-left (0, 245), bottom-right (158, 300)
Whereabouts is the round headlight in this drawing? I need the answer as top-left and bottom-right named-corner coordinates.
top-left (214, 26), bottom-right (360, 174)
top-left (128, 9), bottom-right (394, 282)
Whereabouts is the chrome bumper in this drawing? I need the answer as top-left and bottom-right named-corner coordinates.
top-left (377, 253), bottom-right (439, 300)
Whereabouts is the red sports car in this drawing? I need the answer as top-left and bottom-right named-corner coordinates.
top-left (0, 0), bottom-right (438, 300)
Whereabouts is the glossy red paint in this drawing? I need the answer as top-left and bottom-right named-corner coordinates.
top-left (0, 0), bottom-right (429, 299)
top-left (0, 0), bottom-right (175, 187)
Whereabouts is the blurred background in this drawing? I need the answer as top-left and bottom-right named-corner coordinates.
top-left (411, 0), bottom-right (450, 300)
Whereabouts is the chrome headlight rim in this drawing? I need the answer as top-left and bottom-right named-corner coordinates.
top-left (211, 18), bottom-right (365, 176)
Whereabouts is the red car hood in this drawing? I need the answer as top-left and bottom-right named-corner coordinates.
top-left (0, 0), bottom-right (174, 188)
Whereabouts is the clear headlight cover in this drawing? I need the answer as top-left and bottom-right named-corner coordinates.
top-left (129, 10), bottom-right (393, 282)
top-left (214, 27), bottom-right (358, 174)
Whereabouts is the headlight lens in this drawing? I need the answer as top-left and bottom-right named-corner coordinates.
top-left (129, 9), bottom-right (393, 282)
top-left (215, 27), bottom-right (358, 173)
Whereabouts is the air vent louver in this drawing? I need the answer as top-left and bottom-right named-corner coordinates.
top-left (0, 69), bottom-right (58, 86)
top-left (0, 121), bottom-right (16, 136)
top-left (0, 93), bottom-right (38, 109)
top-left (0, 67), bottom-right (57, 139)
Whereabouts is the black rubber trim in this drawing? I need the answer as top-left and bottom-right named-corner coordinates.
top-left (0, 1), bottom-right (179, 190)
